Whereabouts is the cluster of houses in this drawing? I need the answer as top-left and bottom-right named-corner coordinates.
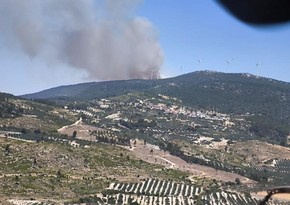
top-left (67, 95), bottom-right (236, 141)
top-left (127, 97), bottom-right (234, 126)
top-left (72, 109), bottom-right (94, 117)
top-left (0, 130), bottom-right (22, 136)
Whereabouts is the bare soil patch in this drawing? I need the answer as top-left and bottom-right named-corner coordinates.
top-left (58, 118), bottom-right (104, 141)
top-left (231, 140), bottom-right (290, 165)
top-left (253, 191), bottom-right (290, 202)
top-left (129, 140), bottom-right (255, 184)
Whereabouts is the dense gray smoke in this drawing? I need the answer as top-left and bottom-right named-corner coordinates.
top-left (0, 0), bottom-right (163, 80)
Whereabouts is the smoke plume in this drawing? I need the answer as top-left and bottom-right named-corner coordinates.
top-left (0, 0), bottom-right (163, 80)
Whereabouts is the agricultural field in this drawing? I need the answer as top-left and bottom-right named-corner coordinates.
top-left (73, 179), bottom-right (287, 205)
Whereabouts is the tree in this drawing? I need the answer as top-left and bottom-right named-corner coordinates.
top-left (33, 157), bottom-right (37, 166)
top-left (15, 175), bottom-right (19, 185)
top-left (34, 129), bottom-right (41, 134)
top-left (21, 128), bottom-right (27, 134)
top-left (72, 131), bottom-right (77, 139)
top-left (57, 169), bottom-right (64, 179)
top-left (5, 144), bottom-right (10, 155)
top-left (235, 177), bottom-right (241, 185)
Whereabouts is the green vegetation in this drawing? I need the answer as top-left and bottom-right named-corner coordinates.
top-left (2, 71), bottom-right (290, 204)
top-left (0, 137), bottom-right (190, 201)
top-left (22, 71), bottom-right (290, 145)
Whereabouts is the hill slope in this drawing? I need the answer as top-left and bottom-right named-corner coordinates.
top-left (22, 70), bottom-right (290, 116)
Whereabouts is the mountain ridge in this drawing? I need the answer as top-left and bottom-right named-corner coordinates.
top-left (21, 70), bottom-right (290, 100)
top-left (20, 70), bottom-right (290, 115)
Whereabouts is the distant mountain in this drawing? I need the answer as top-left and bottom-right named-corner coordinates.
top-left (22, 80), bottom-right (161, 101)
top-left (22, 70), bottom-right (290, 114)
top-left (0, 92), bottom-right (18, 118)
top-left (163, 71), bottom-right (290, 115)
top-left (0, 92), bottom-right (16, 100)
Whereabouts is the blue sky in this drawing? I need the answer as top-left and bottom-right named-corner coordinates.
top-left (1, 0), bottom-right (290, 95)
top-left (138, 0), bottom-right (290, 79)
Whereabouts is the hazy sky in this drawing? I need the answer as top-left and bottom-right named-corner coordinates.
top-left (1, 0), bottom-right (290, 95)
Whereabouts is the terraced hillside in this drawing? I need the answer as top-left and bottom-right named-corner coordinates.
top-left (22, 71), bottom-right (290, 146)
top-left (41, 91), bottom-right (290, 185)
top-left (2, 72), bottom-right (290, 204)
top-left (0, 136), bottom-right (191, 204)
top-left (0, 94), bottom-right (76, 132)
top-left (74, 179), bottom-right (286, 205)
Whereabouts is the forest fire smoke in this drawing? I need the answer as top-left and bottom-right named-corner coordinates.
top-left (0, 0), bottom-right (163, 80)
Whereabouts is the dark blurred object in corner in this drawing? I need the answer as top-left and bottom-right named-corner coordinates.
top-left (217, 0), bottom-right (290, 25)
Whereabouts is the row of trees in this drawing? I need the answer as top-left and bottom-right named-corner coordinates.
top-left (119, 119), bottom-right (157, 130)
